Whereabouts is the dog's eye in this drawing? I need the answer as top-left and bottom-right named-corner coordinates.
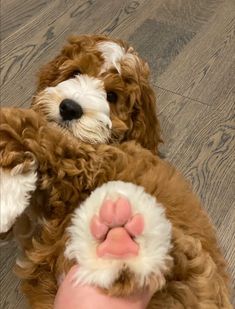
top-left (107, 91), bottom-right (118, 103)
top-left (72, 69), bottom-right (81, 77)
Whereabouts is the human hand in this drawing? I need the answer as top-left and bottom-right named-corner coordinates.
top-left (54, 265), bottom-right (154, 309)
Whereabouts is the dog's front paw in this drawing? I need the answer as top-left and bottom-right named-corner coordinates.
top-left (65, 181), bottom-right (172, 296)
top-left (0, 152), bottom-right (38, 233)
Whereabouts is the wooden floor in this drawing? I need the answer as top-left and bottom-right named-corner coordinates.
top-left (1, 0), bottom-right (235, 307)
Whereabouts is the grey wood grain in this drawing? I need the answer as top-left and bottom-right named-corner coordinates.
top-left (0, 0), bottom-right (48, 40)
top-left (0, 242), bottom-right (29, 308)
top-left (156, 0), bottom-right (235, 107)
top-left (152, 0), bottom-right (224, 32)
top-left (157, 87), bottom-right (235, 302)
top-left (129, 19), bottom-right (196, 79)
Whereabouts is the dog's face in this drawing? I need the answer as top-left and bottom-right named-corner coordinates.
top-left (32, 35), bottom-right (161, 151)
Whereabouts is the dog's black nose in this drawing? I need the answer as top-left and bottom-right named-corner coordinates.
top-left (59, 99), bottom-right (83, 121)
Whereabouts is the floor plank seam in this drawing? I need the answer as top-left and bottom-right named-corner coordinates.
top-left (154, 84), bottom-right (211, 106)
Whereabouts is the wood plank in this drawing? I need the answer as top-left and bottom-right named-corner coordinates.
top-left (157, 87), bottom-right (234, 217)
top-left (0, 242), bottom-right (29, 309)
top-left (152, 0), bottom-right (223, 32)
top-left (128, 0), bottom-right (225, 79)
top-left (129, 19), bottom-right (196, 79)
top-left (0, 0), bottom-right (48, 40)
top-left (155, 0), bottom-right (235, 107)
top-left (156, 87), bottom-right (210, 157)
top-left (217, 201), bottom-right (235, 304)
top-left (96, 0), bottom-right (164, 39)
top-left (157, 87), bottom-right (235, 297)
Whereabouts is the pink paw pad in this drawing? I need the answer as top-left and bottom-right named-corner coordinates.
top-left (90, 197), bottom-right (144, 259)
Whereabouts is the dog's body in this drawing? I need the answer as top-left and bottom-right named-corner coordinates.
top-left (0, 35), bottom-right (231, 307)
top-left (0, 108), bottom-right (231, 308)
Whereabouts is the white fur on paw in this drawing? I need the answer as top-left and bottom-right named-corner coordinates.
top-left (65, 181), bottom-right (172, 289)
top-left (0, 167), bottom-right (37, 233)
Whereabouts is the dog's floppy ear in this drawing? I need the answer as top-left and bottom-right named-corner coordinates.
top-left (125, 73), bottom-right (162, 154)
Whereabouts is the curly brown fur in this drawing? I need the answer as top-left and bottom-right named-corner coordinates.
top-left (0, 108), bottom-right (231, 308)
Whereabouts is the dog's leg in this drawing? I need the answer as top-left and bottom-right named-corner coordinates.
top-left (0, 152), bottom-right (37, 233)
top-left (65, 181), bottom-right (172, 296)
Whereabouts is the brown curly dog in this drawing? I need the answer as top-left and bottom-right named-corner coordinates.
top-left (0, 107), bottom-right (231, 308)
top-left (0, 35), bottom-right (231, 308)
